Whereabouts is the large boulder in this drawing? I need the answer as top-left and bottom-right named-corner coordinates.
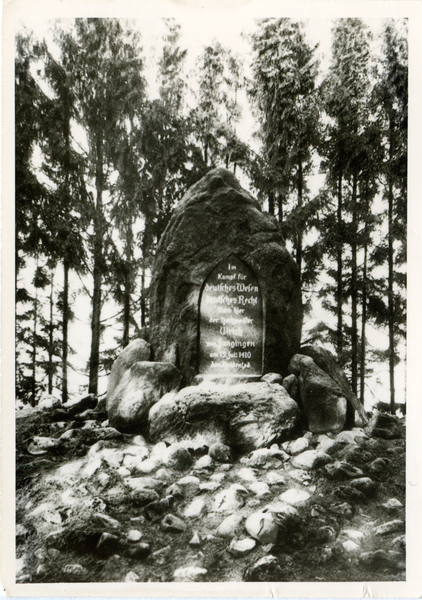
top-left (106, 361), bottom-right (183, 433)
top-left (288, 354), bottom-right (347, 434)
top-left (107, 338), bottom-right (151, 401)
top-left (148, 381), bottom-right (300, 452)
top-left (299, 344), bottom-right (368, 426)
top-left (149, 168), bottom-right (302, 384)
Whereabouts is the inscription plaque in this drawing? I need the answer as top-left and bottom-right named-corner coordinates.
top-left (198, 255), bottom-right (263, 376)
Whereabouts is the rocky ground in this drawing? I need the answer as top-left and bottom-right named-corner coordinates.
top-left (16, 395), bottom-right (405, 584)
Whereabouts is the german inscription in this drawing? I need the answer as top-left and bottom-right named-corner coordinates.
top-left (198, 256), bottom-right (263, 376)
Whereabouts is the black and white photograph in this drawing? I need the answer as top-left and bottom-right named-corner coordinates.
top-left (2, 0), bottom-right (422, 595)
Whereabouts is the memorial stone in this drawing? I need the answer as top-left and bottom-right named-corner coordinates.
top-left (199, 256), bottom-right (263, 377)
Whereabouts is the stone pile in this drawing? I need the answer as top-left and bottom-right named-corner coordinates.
top-left (16, 395), bottom-right (405, 583)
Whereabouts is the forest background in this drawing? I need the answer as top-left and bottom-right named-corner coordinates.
top-left (14, 13), bottom-right (408, 414)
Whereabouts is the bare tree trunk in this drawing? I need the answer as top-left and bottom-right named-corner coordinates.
top-left (388, 123), bottom-right (396, 414)
top-left (360, 183), bottom-right (369, 407)
top-left (88, 138), bottom-right (104, 396)
top-left (351, 172), bottom-right (358, 395)
top-left (337, 173), bottom-right (343, 355)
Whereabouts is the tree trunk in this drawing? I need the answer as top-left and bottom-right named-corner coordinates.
top-left (268, 190), bottom-right (275, 215)
top-left (351, 171), bottom-right (358, 395)
top-left (388, 119), bottom-right (396, 414)
top-left (296, 159), bottom-right (303, 281)
top-left (48, 272), bottom-right (54, 395)
top-left (360, 183), bottom-right (369, 407)
top-left (31, 286), bottom-right (38, 406)
top-left (122, 220), bottom-right (133, 348)
top-left (62, 257), bottom-right (69, 403)
top-left (88, 137), bottom-right (105, 396)
top-left (337, 173), bottom-right (343, 355)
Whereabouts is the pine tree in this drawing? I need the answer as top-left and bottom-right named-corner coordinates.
top-left (249, 18), bottom-right (320, 285)
top-left (56, 19), bottom-right (146, 394)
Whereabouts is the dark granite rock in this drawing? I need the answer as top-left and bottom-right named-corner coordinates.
top-left (149, 168), bottom-right (302, 384)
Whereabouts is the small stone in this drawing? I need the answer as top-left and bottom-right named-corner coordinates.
top-left (129, 489), bottom-right (160, 506)
top-left (360, 549), bottom-right (402, 569)
top-left (392, 534), bottom-right (406, 551)
top-left (36, 564), bottom-right (48, 578)
top-left (200, 481), bottom-right (221, 492)
top-left (125, 476), bottom-right (163, 492)
top-left (166, 483), bottom-right (184, 498)
top-left (261, 372), bottom-right (283, 384)
top-left (284, 437), bottom-right (310, 455)
top-left (237, 467), bottom-right (257, 482)
top-left (161, 514), bottom-right (187, 532)
top-left (218, 463), bottom-right (232, 471)
top-left (210, 472), bottom-right (226, 482)
top-left (248, 481), bottom-right (271, 497)
top-left (229, 537), bottom-right (256, 557)
top-left (244, 555), bottom-right (284, 582)
top-left (291, 450), bottom-right (333, 470)
top-left (342, 539), bottom-right (360, 553)
top-left (214, 484), bottom-right (248, 512)
top-left (177, 475), bottom-right (200, 487)
top-left (133, 435), bottom-right (148, 446)
top-left (96, 532), bottom-right (120, 557)
top-left (62, 564), bottom-right (87, 581)
top-left (16, 524), bottom-right (30, 544)
top-left (125, 571), bottom-right (141, 582)
top-left (134, 458), bottom-right (161, 474)
top-left (245, 511), bottom-right (278, 544)
top-left (381, 498), bottom-right (403, 513)
top-left (209, 443), bottom-right (232, 463)
top-left (288, 469), bottom-right (311, 484)
top-left (216, 514), bottom-right (244, 539)
top-left (266, 471), bottom-right (286, 485)
top-left (316, 526), bottom-right (336, 543)
top-left (374, 519), bottom-right (405, 536)
top-left (331, 502), bottom-right (353, 517)
top-left (117, 467), bottom-right (131, 477)
top-left (184, 498), bottom-right (207, 518)
top-left (279, 488), bottom-right (311, 505)
top-left (315, 435), bottom-right (346, 456)
top-left (368, 457), bottom-right (392, 473)
top-left (342, 529), bottom-right (364, 541)
top-left (324, 461), bottom-right (364, 480)
top-left (349, 477), bottom-right (377, 497)
top-left (155, 467), bottom-right (174, 480)
top-left (173, 566), bottom-right (208, 582)
top-left (92, 513), bottom-right (121, 530)
top-left (151, 441), bottom-right (169, 461)
top-left (164, 445), bottom-right (193, 470)
top-left (189, 531), bottom-right (201, 546)
top-left (334, 485), bottom-right (366, 504)
top-left (127, 529), bottom-right (142, 543)
top-left (195, 455), bottom-right (214, 469)
top-left (47, 548), bottom-right (61, 560)
top-left (124, 542), bottom-right (151, 559)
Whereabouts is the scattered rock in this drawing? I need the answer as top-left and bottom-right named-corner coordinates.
top-left (283, 437), bottom-right (309, 455)
top-left (62, 564), bottom-right (87, 582)
top-left (245, 511), bottom-right (278, 544)
top-left (214, 484), bottom-right (248, 511)
top-left (63, 393), bottom-right (97, 416)
top-left (261, 373), bottom-right (283, 385)
top-left (123, 542), bottom-right (151, 559)
top-left (291, 450), bottom-right (333, 470)
top-left (279, 488), bottom-right (311, 506)
top-left (281, 374), bottom-right (299, 400)
top-left (195, 455), bottom-right (214, 469)
top-left (381, 498), bottom-right (403, 514)
top-left (161, 514), bottom-right (187, 533)
top-left (374, 520), bottom-right (405, 536)
top-left (366, 410), bottom-right (402, 439)
top-left (184, 498), bottom-right (207, 518)
top-left (342, 539), bottom-right (360, 553)
top-left (244, 555), bottom-right (285, 582)
top-left (163, 445), bottom-right (193, 470)
top-left (216, 514), bottom-right (244, 539)
top-left (288, 354), bottom-right (347, 434)
top-left (229, 537), bottom-right (256, 557)
top-left (324, 461), bottom-right (363, 480)
top-left (173, 566), bottom-right (208, 582)
top-left (189, 531), bottom-right (201, 546)
top-left (107, 361), bottom-right (183, 433)
top-left (360, 549), bottom-right (403, 569)
top-left (27, 436), bottom-right (61, 455)
top-left (348, 477), bottom-right (377, 497)
top-left (127, 529), bottom-right (142, 543)
top-left (333, 485), bottom-right (367, 504)
top-left (248, 481), bottom-right (271, 498)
